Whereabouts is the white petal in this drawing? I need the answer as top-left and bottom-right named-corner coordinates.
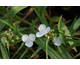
top-left (58, 37), bottom-right (61, 43)
top-left (54, 42), bottom-right (61, 46)
top-left (45, 27), bottom-right (50, 34)
top-left (55, 37), bottom-right (58, 41)
top-left (36, 32), bottom-right (44, 37)
top-left (25, 41), bottom-right (33, 47)
top-left (22, 34), bottom-right (28, 42)
top-left (29, 34), bottom-right (36, 41)
top-left (38, 24), bottom-right (46, 31)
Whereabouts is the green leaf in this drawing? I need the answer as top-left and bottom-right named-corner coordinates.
top-left (19, 48), bottom-right (29, 59)
top-left (61, 22), bottom-right (77, 52)
top-left (0, 6), bottom-right (7, 15)
top-left (16, 26), bottom-right (23, 36)
top-left (70, 17), bottom-right (80, 35)
top-left (35, 6), bottom-right (47, 16)
top-left (66, 40), bottom-right (80, 51)
top-left (34, 9), bottom-right (45, 24)
top-left (73, 53), bottom-right (80, 59)
top-left (59, 33), bottom-right (66, 45)
top-left (6, 41), bottom-right (9, 54)
top-left (1, 37), bottom-right (9, 54)
top-left (30, 44), bottom-right (44, 59)
top-left (64, 19), bottom-right (72, 24)
top-left (46, 38), bottom-right (49, 59)
top-left (8, 6), bottom-right (28, 25)
top-left (69, 16), bottom-right (77, 35)
top-left (43, 15), bottom-right (49, 27)
top-left (58, 15), bottom-right (63, 33)
top-left (0, 19), bottom-right (15, 30)
top-left (31, 20), bottom-right (35, 33)
top-left (0, 14), bottom-right (9, 31)
top-left (1, 37), bottom-right (6, 46)
top-left (0, 42), bottom-right (9, 59)
top-left (58, 45), bottom-right (72, 59)
top-left (35, 38), bottom-right (63, 59)
top-left (48, 46), bottom-right (62, 59)
top-left (18, 27), bottom-right (28, 31)
top-left (11, 42), bottom-right (24, 58)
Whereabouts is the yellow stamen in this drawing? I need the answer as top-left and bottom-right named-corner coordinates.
top-left (41, 27), bottom-right (43, 29)
top-left (42, 31), bottom-right (44, 32)
top-left (39, 30), bottom-right (41, 32)
top-left (26, 37), bottom-right (28, 41)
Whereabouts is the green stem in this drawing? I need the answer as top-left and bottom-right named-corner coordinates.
top-left (46, 38), bottom-right (49, 59)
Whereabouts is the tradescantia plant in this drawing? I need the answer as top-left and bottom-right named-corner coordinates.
top-left (0, 6), bottom-right (80, 59)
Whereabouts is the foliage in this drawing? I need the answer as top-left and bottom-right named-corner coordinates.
top-left (0, 6), bottom-right (80, 59)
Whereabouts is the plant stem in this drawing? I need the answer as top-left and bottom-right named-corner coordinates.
top-left (46, 38), bottom-right (49, 59)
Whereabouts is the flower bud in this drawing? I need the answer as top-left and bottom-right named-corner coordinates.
top-left (16, 36), bottom-right (19, 40)
top-left (11, 40), bottom-right (15, 43)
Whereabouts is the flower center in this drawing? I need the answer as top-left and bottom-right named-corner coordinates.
top-left (39, 27), bottom-right (45, 33)
top-left (26, 37), bottom-right (30, 42)
top-left (56, 40), bottom-right (59, 43)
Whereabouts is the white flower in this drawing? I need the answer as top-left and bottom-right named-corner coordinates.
top-left (22, 34), bottom-right (36, 47)
top-left (53, 37), bottom-right (61, 46)
top-left (36, 24), bottom-right (51, 37)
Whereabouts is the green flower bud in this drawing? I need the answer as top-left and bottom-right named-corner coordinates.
top-left (8, 36), bottom-right (12, 40)
top-left (5, 40), bottom-right (8, 43)
top-left (11, 40), bottom-right (15, 43)
top-left (16, 36), bottom-right (19, 40)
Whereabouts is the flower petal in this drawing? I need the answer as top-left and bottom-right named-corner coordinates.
top-left (55, 37), bottom-right (58, 41)
top-left (29, 34), bottom-right (36, 41)
top-left (45, 27), bottom-right (50, 34)
top-left (54, 42), bottom-right (61, 46)
top-left (25, 41), bottom-right (33, 47)
top-left (38, 24), bottom-right (46, 31)
top-left (22, 34), bottom-right (28, 42)
top-left (36, 32), bottom-right (44, 37)
top-left (58, 37), bottom-right (61, 43)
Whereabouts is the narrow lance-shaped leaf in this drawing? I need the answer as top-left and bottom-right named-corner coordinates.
top-left (59, 33), bottom-right (66, 45)
top-left (34, 9), bottom-right (45, 24)
top-left (0, 19), bottom-right (15, 30)
top-left (19, 48), bottom-right (29, 59)
top-left (58, 15), bottom-right (66, 45)
top-left (71, 17), bottom-right (80, 35)
top-left (35, 38), bottom-right (63, 59)
top-left (0, 42), bottom-right (9, 59)
top-left (69, 16), bottom-right (77, 35)
top-left (8, 6), bottom-right (27, 25)
top-left (30, 44), bottom-right (44, 59)
top-left (61, 22), bottom-right (77, 52)
top-left (58, 45), bottom-right (72, 59)
top-left (11, 42), bottom-right (24, 58)
top-left (58, 15), bottom-right (63, 33)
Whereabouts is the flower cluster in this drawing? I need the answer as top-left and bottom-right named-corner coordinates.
top-left (22, 24), bottom-right (61, 47)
